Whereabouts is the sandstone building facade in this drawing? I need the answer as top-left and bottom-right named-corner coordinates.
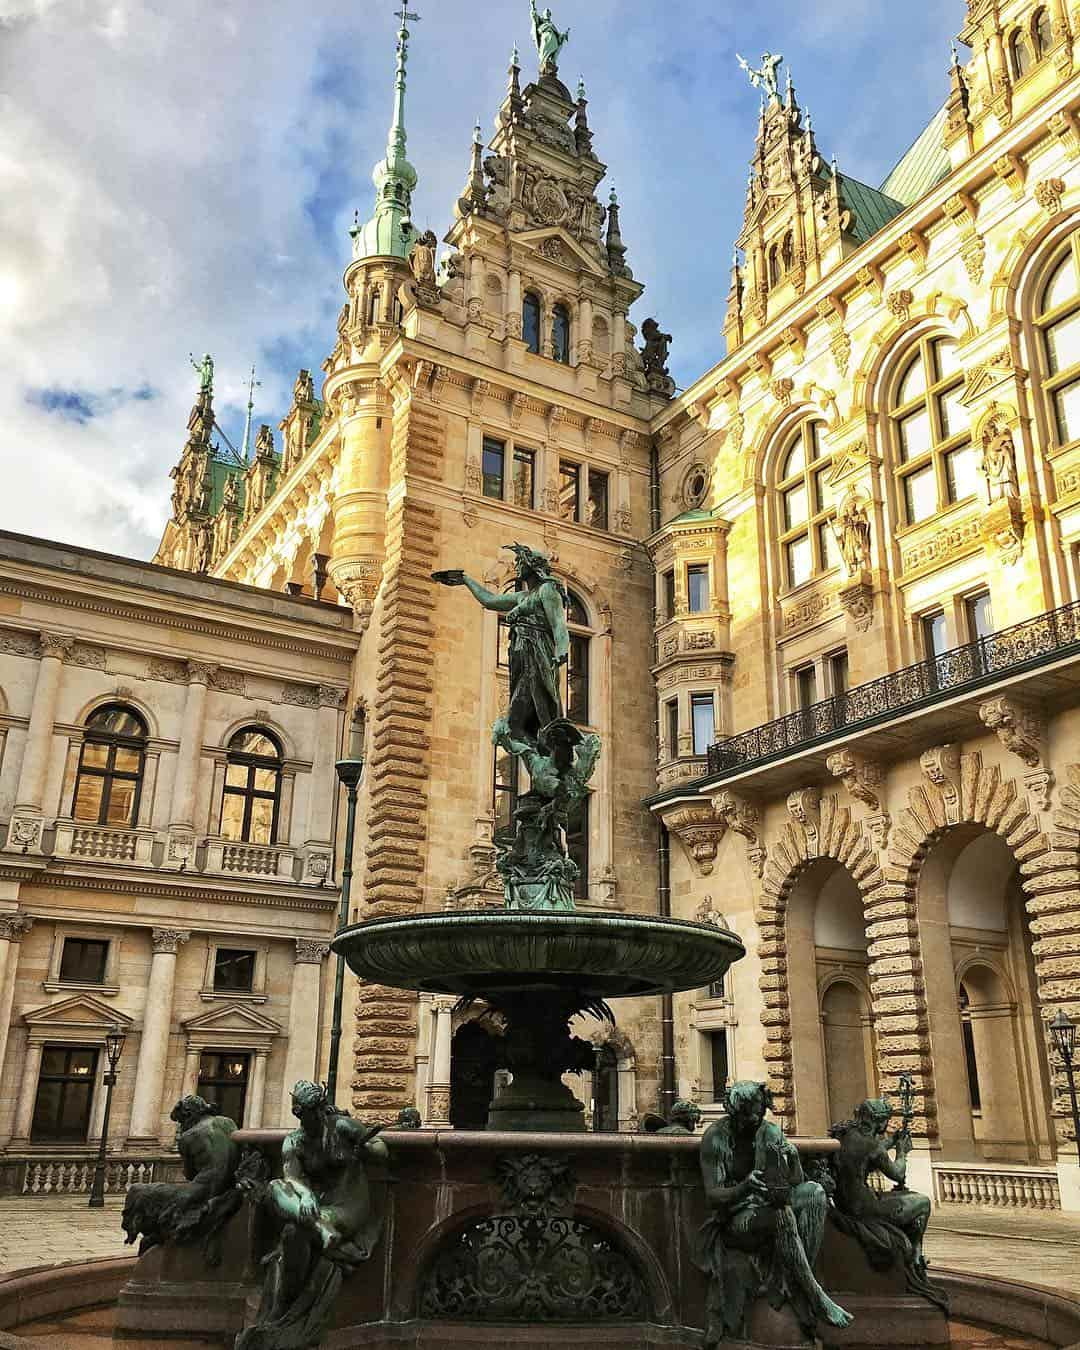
top-left (1, 0), bottom-right (1079, 1211)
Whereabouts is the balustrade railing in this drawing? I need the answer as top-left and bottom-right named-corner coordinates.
top-left (2, 1155), bottom-right (183, 1197)
top-left (934, 1164), bottom-right (1061, 1210)
top-left (707, 599), bottom-right (1080, 778)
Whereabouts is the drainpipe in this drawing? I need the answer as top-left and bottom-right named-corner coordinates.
top-left (658, 823), bottom-right (676, 1117)
top-left (649, 439), bottom-right (661, 534)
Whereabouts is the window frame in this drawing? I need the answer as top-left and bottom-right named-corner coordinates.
top-left (1034, 233), bottom-right (1080, 454)
top-left (665, 699), bottom-right (680, 760)
top-left (558, 460), bottom-right (582, 523)
top-left (889, 335), bottom-right (974, 526)
top-left (523, 292), bottom-right (542, 355)
top-left (31, 1044), bottom-right (99, 1143)
top-left (686, 564), bottom-right (711, 614)
top-left (197, 1050), bottom-right (251, 1126)
top-left (212, 948), bottom-right (257, 995)
top-left (219, 727), bottom-right (283, 847)
top-left (690, 692), bottom-right (716, 756)
top-left (775, 419), bottom-right (836, 589)
top-left (481, 436), bottom-right (506, 501)
top-left (552, 302), bottom-right (572, 365)
top-left (72, 704), bottom-right (148, 830)
top-left (58, 938), bottom-right (109, 986)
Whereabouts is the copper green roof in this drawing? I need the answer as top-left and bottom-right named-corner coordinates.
top-left (879, 104), bottom-right (951, 206)
top-left (833, 171), bottom-right (905, 244)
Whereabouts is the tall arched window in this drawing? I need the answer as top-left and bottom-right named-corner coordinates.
top-left (768, 245), bottom-right (782, 289)
top-left (782, 232), bottom-right (795, 273)
top-left (1034, 235), bottom-right (1080, 449)
top-left (367, 288), bottom-right (381, 326)
top-left (73, 705), bottom-right (147, 828)
top-left (1034, 7), bottom-right (1054, 58)
top-left (220, 728), bottom-right (283, 845)
top-left (563, 591), bottom-right (591, 726)
top-left (523, 292), bottom-right (542, 355)
top-left (552, 303), bottom-right (572, 364)
top-left (775, 419), bottom-right (835, 588)
top-left (1010, 29), bottom-right (1034, 79)
top-left (890, 335), bottom-right (976, 525)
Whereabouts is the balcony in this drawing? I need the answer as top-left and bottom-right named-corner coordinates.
top-left (699, 599), bottom-right (1080, 791)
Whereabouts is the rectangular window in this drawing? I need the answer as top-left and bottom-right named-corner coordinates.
top-left (965, 591), bottom-right (994, 641)
top-left (795, 665), bottom-right (818, 711)
top-left (197, 1051), bottom-right (250, 1127)
top-left (691, 694), bottom-right (716, 756)
top-left (213, 949), bottom-right (256, 994)
top-left (921, 611), bottom-right (948, 659)
top-left (482, 437), bottom-right (505, 500)
top-left (786, 536), bottom-right (812, 588)
top-left (59, 938), bottom-right (109, 985)
top-left (493, 745), bottom-right (518, 836)
top-left (566, 794), bottom-right (589, 901)
top-left (828, 649), bottom-right (849, 697)
top-left (665, 700), bottom-right (680, 759)
top-left (31, 1045), bottom-right (98, 1142)
top-left (586, 469), bottom-right (609, 531)
top-left (708, 976), bottom-right (726, 1000)
top-left (511, 447), bottom-right (536, 508)
top-left (663, 570), bottom-right (676, 621)
top-left (687, 565), bottom-right (710, 613)
top-left (705, 1029), bottom-right (729, 1104)
top-left (558, 461), bottom-right (581, 521)
top-left (566, 633), bottom-right (590, 725)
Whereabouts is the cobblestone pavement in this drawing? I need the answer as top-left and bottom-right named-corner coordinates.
top-left (0, 1196), bottom-right (128, 1276)
top-left (925, 1203), bottom-right (1080, 1299)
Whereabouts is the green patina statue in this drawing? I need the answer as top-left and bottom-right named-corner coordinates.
top-left (828, 1098), bottom-right (947, 1312)
top-left (435, 543), bottom-right (597, 912)
top-left (694, 1081), bottom-right (852, 1346)
top-left (190, 352), bottom-right (214, 394)
top-left (530, 0), bottom-right (569, 74)
top-left (236, 1080), bottom-right (388, 1350)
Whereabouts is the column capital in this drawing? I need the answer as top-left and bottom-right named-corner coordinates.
top-left (0, 914), bottom-right (32, 942)
top-left (185, 660), bottom-right (218, 686)
top-left (38, 632), bottom-right (74, 662)
top-left (317, 685), bottom-right (349, 709)
top-left (151, 927), bottom-right (191, 955)
top-left (295, 938), bottom-right (331, 965)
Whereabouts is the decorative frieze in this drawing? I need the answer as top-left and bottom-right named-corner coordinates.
top-left (0, 631), bottom-right (39, 658)
top-left (901, 514), bottom-right (982, 575)
top-left (280, 683), bottom-right (320, 709)
top-left (782, 589), bottom-right (840, 635)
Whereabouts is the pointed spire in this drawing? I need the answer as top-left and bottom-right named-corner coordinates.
top-left (606, 186), bottom-right (630, 278)
top-left (457, 119), bottom-right (487, 217)
top-left (352, 5), bottom-right (421, 261)
top-left (502, 42), bottom-right (524, 124)
top-left (785, 66), bottom-right (795, 109)
top-left (574, 75), bottom-right (593, 157)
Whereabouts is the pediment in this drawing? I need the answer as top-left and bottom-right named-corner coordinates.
top-left (182, 1003), bottom-right (282, 1036)
top-left (744, 192), bottom-right (790, 233)
top-left (514, 227), bottom-right (606, 277)
top-left (23, 994), bottom-right (134, 1031)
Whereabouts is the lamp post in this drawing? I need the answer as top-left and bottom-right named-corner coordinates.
top-left (326, 747), bottom-right (364, 1106)
top-left (1050, 1009), bottom-right (1080, 1159)
top-left (88, 1024), bottom-right (126, 1208)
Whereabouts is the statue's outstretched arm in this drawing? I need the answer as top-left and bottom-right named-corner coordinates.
top-left (463, 576), bottom-right (518, 612)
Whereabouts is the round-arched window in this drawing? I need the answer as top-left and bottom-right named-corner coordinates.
top-left (1034, 234), bottom-right (1080, 449)
top-left (1034, 7), bottom-right (1054, 58)
top-left (523, 292), bottom-right (542, 355)
top-left (774, 419), bottom-right (835, 588)
top-left (552, 303), bottom-right (572, 365)
top-left (73, 705), bottom-right (147, 828)
top-left (1010, 29), bottom-right (1034, 79)
top-left (220, 728), bottom-right (283, 846)
top-left (889, 335), bottom-right (975, 525)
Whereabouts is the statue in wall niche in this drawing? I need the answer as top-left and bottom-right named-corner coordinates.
top-left (828, 1098), bottom-right (948, 1312)
top-left (694, 1081), bottom-right (852, 1346)
top-left (530, 0), bottom-right (570, 74)
top-left (121, 1096), bottom-right (241, 1266)
top-left (832, 486), bottom-right (872, 577)
top-left (979, 419), bottom-right (1020, 504)
top-left (408, 230), bottom-right (439, 290)
top-left (222, 472), bottom-right (240, 511)
top-left (235, 1080), bottom-right (388, 1350)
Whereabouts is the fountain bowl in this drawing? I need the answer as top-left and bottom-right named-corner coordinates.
top-left (333, 909), bottom-right (745, 1000)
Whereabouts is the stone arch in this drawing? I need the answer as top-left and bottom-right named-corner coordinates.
top-left (218, 713), bottom-right (297, 764)
top-left (745, 397), bottom-right (821, 489)
top-left (73, 691), bottom-right (159, 741)
top-left (757, 791), bottom-right (882, 1129)
top-left (992, 206), bottom-right (1080, 322)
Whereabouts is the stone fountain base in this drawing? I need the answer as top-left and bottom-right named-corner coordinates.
top-left (110, 1130), bottom-right (953, 1350)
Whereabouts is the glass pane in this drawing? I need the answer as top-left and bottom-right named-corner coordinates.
top-left (248, 797), bottom-right (275, 845)
top-left (60, 938), bottom-right (109, 984)
top-left (523, 295), bottom-right (542, 354)
top-left (817, 521), bottom-right (836, 570)
top-left (230, 730), bottom-right (279, 758)
top-left (663, 571), bottom-right (676, 619)
top-left (967, 592), bottom-right (994, 640)
top-left (88, 707), bottom-right (145, 738)
top-left (796, 666), bottom-right (818, 710)
top-left (40, 1047), bottom-right (71, 1075)
top-left (225, 763), bottom-right (249, 789)
top-left (69, 1048), bottom-right (97, 1074)
top-left (566, 634), bottom-right (590, 725)
top-left (806, 421), bottom-right (823, 461)
top-left (933, 339), bottom-right (961, 380)
top-left (903, 465), bottom-right (937, 523)
top-left (923, 612), bottom-right (948, 657)
top-left (586, 470), bottom-right (609, 531)
top-left (780, 436), bottom-right (804, 480)
top-left (1036, 8), bottom-right (1054, 56)
top-left (558, 463), bottom-right (580, 521)
top-left (113, 747), bottom-right (141, 774)
top-left (783, 484), bottom-right (808, 529)
top-left (31, 1082), bottom-right (63, 1139)
top-left (786, 535), bottom-right (812, 588)
top-left (812, 467), bottom-right (831, 514)
top-left (566, 795), bottom-right (589, 901)
top-left (253, 768), bottom-right (278, 793)
top-left (830, 650), bottom-right (850, 695)
top-left (896, 352), bottom-right (927, 406)
top-left (220, 792), bottom-right (246, 841)
top-left (938, 385), bottom-right (967, 439)
top-left (105, 779), bottom-right (137, 826)
top-left (566, 591), bottom-right (589, 628)
top-left (1043, 254), bottom-right (1078, 314)
top-left (687, 567), bottom-right (710, 612)
top-left (898, 406), bottom-right (932, 461)
top-left (81, 743), bottom-right (109, 769)
top-left (59, 1081), bottom-right (92, 1136)
top-left (666, 702), bottom-right (679, 756)
top-left (552, 306), bottom-right (571, 364)
top-left (1046, 308), bottom-right (1080, 375)
top-left (1054, 378), bottom-right (1080, 443)
top-left (497, 618), bottom-right (510, 668)
top-left (512, 449), bottom-right (535, 508)
top-left (214, 949), bottom-right (256, 993)
top-left (481, 440), bottom-right (505, 500)
top-left (945, 444), bottom-right (980, 503)
top-left (691, 696), bottom-right (715, 755)
top-left (73, 775), bottom-right (105, 824)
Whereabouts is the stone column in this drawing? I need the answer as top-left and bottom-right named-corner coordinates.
top-left (327, 377), bottom-right (389, 628)
top-left (425, 998), bottom-right (454, 1127)
top-left (303, 690), bottom-right (345, 882)
top-left (245, 1050), bottom-right (269, 1128)
top-left (165, 662), bottom-right (216, 867)
top-left (0, 915), bottom-right (33, 1095)
top-left (12, 1040), bottom-right (44, 1143)
top-left (181, 1046), bottom-right (202, 1099)
top-left (127, 928), bottom-right (190, 1144)
top-left (6, 634), bottom-right (73, 852)
top-left (281, 940), bottom-right (330, 1122)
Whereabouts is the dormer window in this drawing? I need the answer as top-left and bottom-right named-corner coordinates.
top-left (552, 304), bottom-right (571, 364)
top-left (523, 293), bottom-right (542, 355)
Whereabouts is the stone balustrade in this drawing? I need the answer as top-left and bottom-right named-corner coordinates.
top-left (53, 822), bottom-right (155, 865)
top-left (204, 839), bottom-right (297, 880)
top-left (0, 1155), bottom-right (183, 1197)
top-left (933, 1163), bottom-right (1061, 1210)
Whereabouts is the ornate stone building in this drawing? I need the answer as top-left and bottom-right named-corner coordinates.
top-left (3, 0), bottom-right (1080, 1211)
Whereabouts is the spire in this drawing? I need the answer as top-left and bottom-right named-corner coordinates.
top-left (352, 5), bottom-right (421, 262)
top-left (457, 120), bottom-right (487, 217)
top-left (606, 186), bottom-right (631, 278)
top-left (574, 76), bottom-right (594, 157)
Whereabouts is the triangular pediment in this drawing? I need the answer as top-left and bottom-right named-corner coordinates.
top-left (515, 227), bottom-right (606, 277)
top-left (182, 1003), bottom-right (282, 1036)
top-left (24, 994), bottom-right (134, 1031)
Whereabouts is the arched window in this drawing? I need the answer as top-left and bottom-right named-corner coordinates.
top-left (392, 296), bottom-right (404, 325)
top-left (220, 728), bottom-right (282, 846)
top-left (782, 232), bottom-right (795, 273)
top-left (774, 419), bottom-right (835, 588)
top-left (1034, 235), bottom-right (1080, 449)
top-left (889, 335), bottom-right (976, 525)
top-left (562, 590), bottom-right (591, 726)
top-left (73, 705), bottom-right (147, 828)
top-left (768, 245), bottom-right (781, 289)
top-left (523, 292), bottom-right (542, 355)
top-left (552, 303), bottom-right (572, 364)
top-left (1034, 7), bottom-right (1054, 58)
top-left (592, 1043), bottom-right (619, 1132)
top-left (1010, 29), bottom-right (1034, 79)
top-left (368, 288), bottom-right (381, 326)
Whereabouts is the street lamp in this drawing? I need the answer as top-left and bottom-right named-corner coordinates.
top-left (1050, 1009), bottom-right (1080, 1158)
top-left (326, 721), bottom-right (365, 1106)
top-left (88, 1024), bottom-right (126, 1208)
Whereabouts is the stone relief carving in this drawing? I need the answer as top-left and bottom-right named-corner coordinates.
top-left (920, 744), bottom-right (962, 824)
top-left (978, 696), bottom-right (1042, 769)
top-left (826, 750), bottom-right (884, 812)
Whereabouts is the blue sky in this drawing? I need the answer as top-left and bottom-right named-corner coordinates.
top-left (0, 0), bottom-right (957, 559)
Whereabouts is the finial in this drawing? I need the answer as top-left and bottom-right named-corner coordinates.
top-left (609, 185), bottom-right (618, 206)
top-left (511, 42), bottom-right (520, 69)
top-left (473, 119), bottom-right (483, 145)
top-left (804, 106), bottom-right (812, 131)
top-left (831, 153), bottom-right (838, 174)
top-left (577, 76), bottom-right (586, 102)
top-left (951, 39), bottom-right (959, 68)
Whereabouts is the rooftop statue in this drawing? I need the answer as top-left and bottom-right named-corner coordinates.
top-left (737, 50), bottom-right (784, 100)
top-left (694, 1081), bottom-right (852, 1345)
top-left (190, 352), bottom-right (214, 394)
top-left (530, 0), bottom-right (570, 75)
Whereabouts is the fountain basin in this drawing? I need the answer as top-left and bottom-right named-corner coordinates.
top-left (333, 910), bottom-right (745, 999)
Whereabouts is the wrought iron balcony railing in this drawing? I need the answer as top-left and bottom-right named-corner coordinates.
top-left (706, 599), bottom-right (1080, 778)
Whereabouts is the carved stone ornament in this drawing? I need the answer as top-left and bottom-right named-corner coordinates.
top-left (1034, 177), bottom-right (1066, 216)
top-left (786, 787), bottom-right (821, 839)
top-left (38, 632), bottom-right (75, 662)
top-left (531, 178), bottom-right (570, 227)
top-left (0, 914), bottom-right (33, 942)
top-left (7, 817), bottom-right (43, 850)
top-left (295, 938), bottom-right (332, 964)
top-left (979, 495), bottom-right (1025, 566)
top-left (839, 574), bottom-right (875, 632)
top-left (536, 236), bottom-right (566, 263)
top-left (920, 744), bottom-right (962, 823)
top-left (826, 750), bottom-right (884, 812)
top-left (186, 660), bottom-right (218, 686)
top-left (714, 789), bottom-right (759, 843)
top-left (886, 288), bottom-right (914, 324)
top-left (978, 696), bottom-right (1042, 769)
top-left (151, 928), bottom-right (191, 956)
top-left (665, 805), bottom-right (725, 875)
top-left (496, 1153), bottom-right (576, 1217)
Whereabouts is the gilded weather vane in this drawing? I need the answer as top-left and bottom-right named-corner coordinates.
top-left (737, 50), bottom-right (784, 100)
